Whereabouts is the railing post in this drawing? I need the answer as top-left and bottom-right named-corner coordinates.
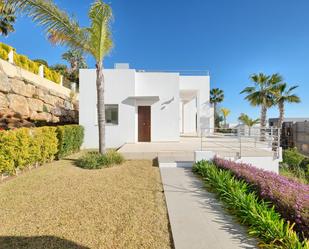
top-left (8, 50), bottom-right (14, 63)
top-left (239, 130), bottom-right (242, 158)
top-left (38, 65), bottom-right (44, 78)
top-left (71, 82), bottom-right (77, 92)
top-left (60, 75), bottom-right (64, 86)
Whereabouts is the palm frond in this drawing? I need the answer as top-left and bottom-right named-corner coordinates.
top-left (8, 0), bottom-right (90, 51)
top-left (88, 0), bottom-right (113, 61)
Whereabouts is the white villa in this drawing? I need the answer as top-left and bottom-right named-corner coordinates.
top-left (79, 63), bottom-right (213, 149)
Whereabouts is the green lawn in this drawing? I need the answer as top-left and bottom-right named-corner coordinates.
top-left (0, 153), bottom-right (173, 249)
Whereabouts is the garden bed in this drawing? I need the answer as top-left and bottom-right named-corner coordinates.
top-left (193, 160), bottom-right (309, 248)
top-left (213, 157), bottom-right (309, 240)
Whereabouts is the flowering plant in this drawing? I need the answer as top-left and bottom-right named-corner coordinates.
top-left (213, 157), bottom-right (309, 239)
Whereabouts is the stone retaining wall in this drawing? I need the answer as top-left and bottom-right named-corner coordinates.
top-left (0, 59), bottom-right (78, 129)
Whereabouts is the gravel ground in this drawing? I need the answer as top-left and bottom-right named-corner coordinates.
top-left (0, 153), bottom-right (173, 249)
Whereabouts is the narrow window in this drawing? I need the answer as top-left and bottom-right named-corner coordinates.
top-left (105, 104), bottom-right (118, 125)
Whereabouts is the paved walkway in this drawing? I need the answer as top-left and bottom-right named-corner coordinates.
top-left (160, 167), bottom-right (258, 249)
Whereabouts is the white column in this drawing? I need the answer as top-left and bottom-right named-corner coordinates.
top-left (38, 65), bottom-right (44, 78)
top-left (60, 75), bottom-right (64, 86)
top-left (8, 50), bottom-right (14, 63)
top-left (71, 82), bottom-right (77, 92)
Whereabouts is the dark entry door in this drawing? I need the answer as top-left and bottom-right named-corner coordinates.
top-left (138, 106), bottom-right (151, 142)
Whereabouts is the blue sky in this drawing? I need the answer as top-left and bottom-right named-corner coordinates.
top-left (1, 0), bottom-right (309, 123)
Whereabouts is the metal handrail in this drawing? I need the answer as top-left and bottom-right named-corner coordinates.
top-left (200, 127), bottom-right (281, 159)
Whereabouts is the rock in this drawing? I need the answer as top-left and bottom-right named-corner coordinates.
top-left (27, 98), bottom-right (44, 112)
top-left (7, 94), bottom-right (30, 117)
top-left (0, 92), bottom-right (8, 110)
top-left (35, 112), bottom-right (52, 122)
top-left (25, 84), bottom-right (36, 98)
top-left (10, 79), bottom-right (27, 96)
top-left (64, 100), bottom-right (73, 110)
top-left (52, 115), bottom-right (60, 123)
top-left (0, 70), bottom-right (11, 93)
top-left (44, 94), bottom-right (57, 105)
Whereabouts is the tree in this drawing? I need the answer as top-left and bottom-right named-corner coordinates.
top-left (33, 59), bottom-right (49, 67)
top-left (220, 108), bottom-right (230, 128)
top-left (62, 49), bottom-right (87, 84)
top-left (210, 88), bottom-right (224, 128)
top-left (11, 0), bottom-right (113, 154)
top-left (238, 113), bottom-right (260, 136)
top-left (62, 49), bottom-right (87, 73)
top-left (0, 1), bottom-right (16, 36)
top-left (240, 73), bottom-right (282, 139)
top-left (273, 83), bottom-right (300, 129)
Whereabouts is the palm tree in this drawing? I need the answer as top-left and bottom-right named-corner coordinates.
top-left (62, 49), bottom-right (88, 73)
top-left (273, 83), bottom-right (300, 129)
top-left (210, 88), bottom-right (224, 128)
top-left (238, 113), bottom-right (260, 136)
top-left (11, 0), bottom-right (112, 154)
top-left (220, 108), bottom-right (230, 128)
top-left (0, 1), bottom-right (16, 36)
top-left (240, 73), bottom-right (282, 139)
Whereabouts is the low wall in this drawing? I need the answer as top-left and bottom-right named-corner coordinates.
top-left (194, 150), bottom-right (279, 173)
top-left (0, 59), bottom-right (78, 128)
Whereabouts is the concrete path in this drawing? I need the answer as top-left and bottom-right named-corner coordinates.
top-left (160, 167), bottom-right (258, 249)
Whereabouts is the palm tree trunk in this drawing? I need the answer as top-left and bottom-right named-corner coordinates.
top-left (260, 105), bottom-right (267, 141)
top-left (96, 61), bottom-right (106, 154)
top-left (278, 101), bottom-right (284, 129)
top-left (213, 103), bottom-right (217, 129)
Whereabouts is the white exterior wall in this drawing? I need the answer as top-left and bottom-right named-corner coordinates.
top-left (180, 76), bottom-right (213, 134)
top-left (79, 69), bottom-right (136, 149)
top-left (183, 98), bottom-right (197, 133)
top-left (135, 73), bottom-right (180, 142)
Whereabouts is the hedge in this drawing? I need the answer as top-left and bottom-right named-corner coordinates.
top-left (56, 125), bottom-right (84, 159)
top-left (0, 125), bottom-right (84, 175)
top-left (0, 42), bottom-right (61, 84)
top-left (193, 161), bottom-right (309, 249)
top-left (213, 157), bottom-right (309, 240)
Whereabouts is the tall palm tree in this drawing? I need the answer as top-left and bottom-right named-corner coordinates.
top-left (210, 88), bottom-right (224, 128)
top-left (220, 108), bottom-right (230, 128)
top-left (10, 0), bottom-right (112, 154)
top-left (240, 73), bottom-right (282, 139)
top-left (0, 1), bottom-right (16, 36)
top-left (238, 113), bottom-right (260, 136)
top-left (273, 83), bottom-right (300, 129)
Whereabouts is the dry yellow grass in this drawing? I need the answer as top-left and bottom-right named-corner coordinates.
top-left (0, 153), bottom-right (173, 249)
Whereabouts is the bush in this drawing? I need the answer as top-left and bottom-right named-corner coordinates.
top-left (0, 127), bottom-right (58, 175)
top-left (0, 42), bottom-right (13, 61)
top-left (0, 125), bottom-right (84, 175)
top-left (56, 125), bottom-right (84, 159)
top-left (283, 148), bottom-right (305, 171)
top-left (76, 150), bottom-right (124, 170)
top-left (213, 157), bottom-right (309, 240)
top-left (193, 161), bottom-right (309, 248)
top-left (0, 42), bottom-right (60, 83)
top-left (44, 66), bottom-right (61, 84)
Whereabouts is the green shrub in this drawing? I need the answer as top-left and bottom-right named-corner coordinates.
top-left (44, 66), bottom-right (61, 84)
top-left (283, 148), bottom-right (305, 171)
top-left (56, 125), bottom-right (84, 159)
top-left (0, 42), bottom-right (13, 61)
top-left (76, 150), bottom-right (124, 170)
top-left (0, 125), bottom-right (83, 175)
top-left (193, 161), bottom-right (309, 249)
top-left (0, 127), bottom-right (58, 175)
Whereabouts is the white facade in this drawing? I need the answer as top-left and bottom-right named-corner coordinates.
top-left (79, 66), bottom-right (213, 149)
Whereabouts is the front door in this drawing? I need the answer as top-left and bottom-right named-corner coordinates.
top-left (138, 106), bottom-right (151, 142)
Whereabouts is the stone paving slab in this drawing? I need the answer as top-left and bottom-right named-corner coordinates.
top-left (160, 167), bottom-right (258, 249)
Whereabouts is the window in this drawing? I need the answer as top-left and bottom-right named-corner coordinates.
top-left (105, 105), bottom-right (118, 125)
